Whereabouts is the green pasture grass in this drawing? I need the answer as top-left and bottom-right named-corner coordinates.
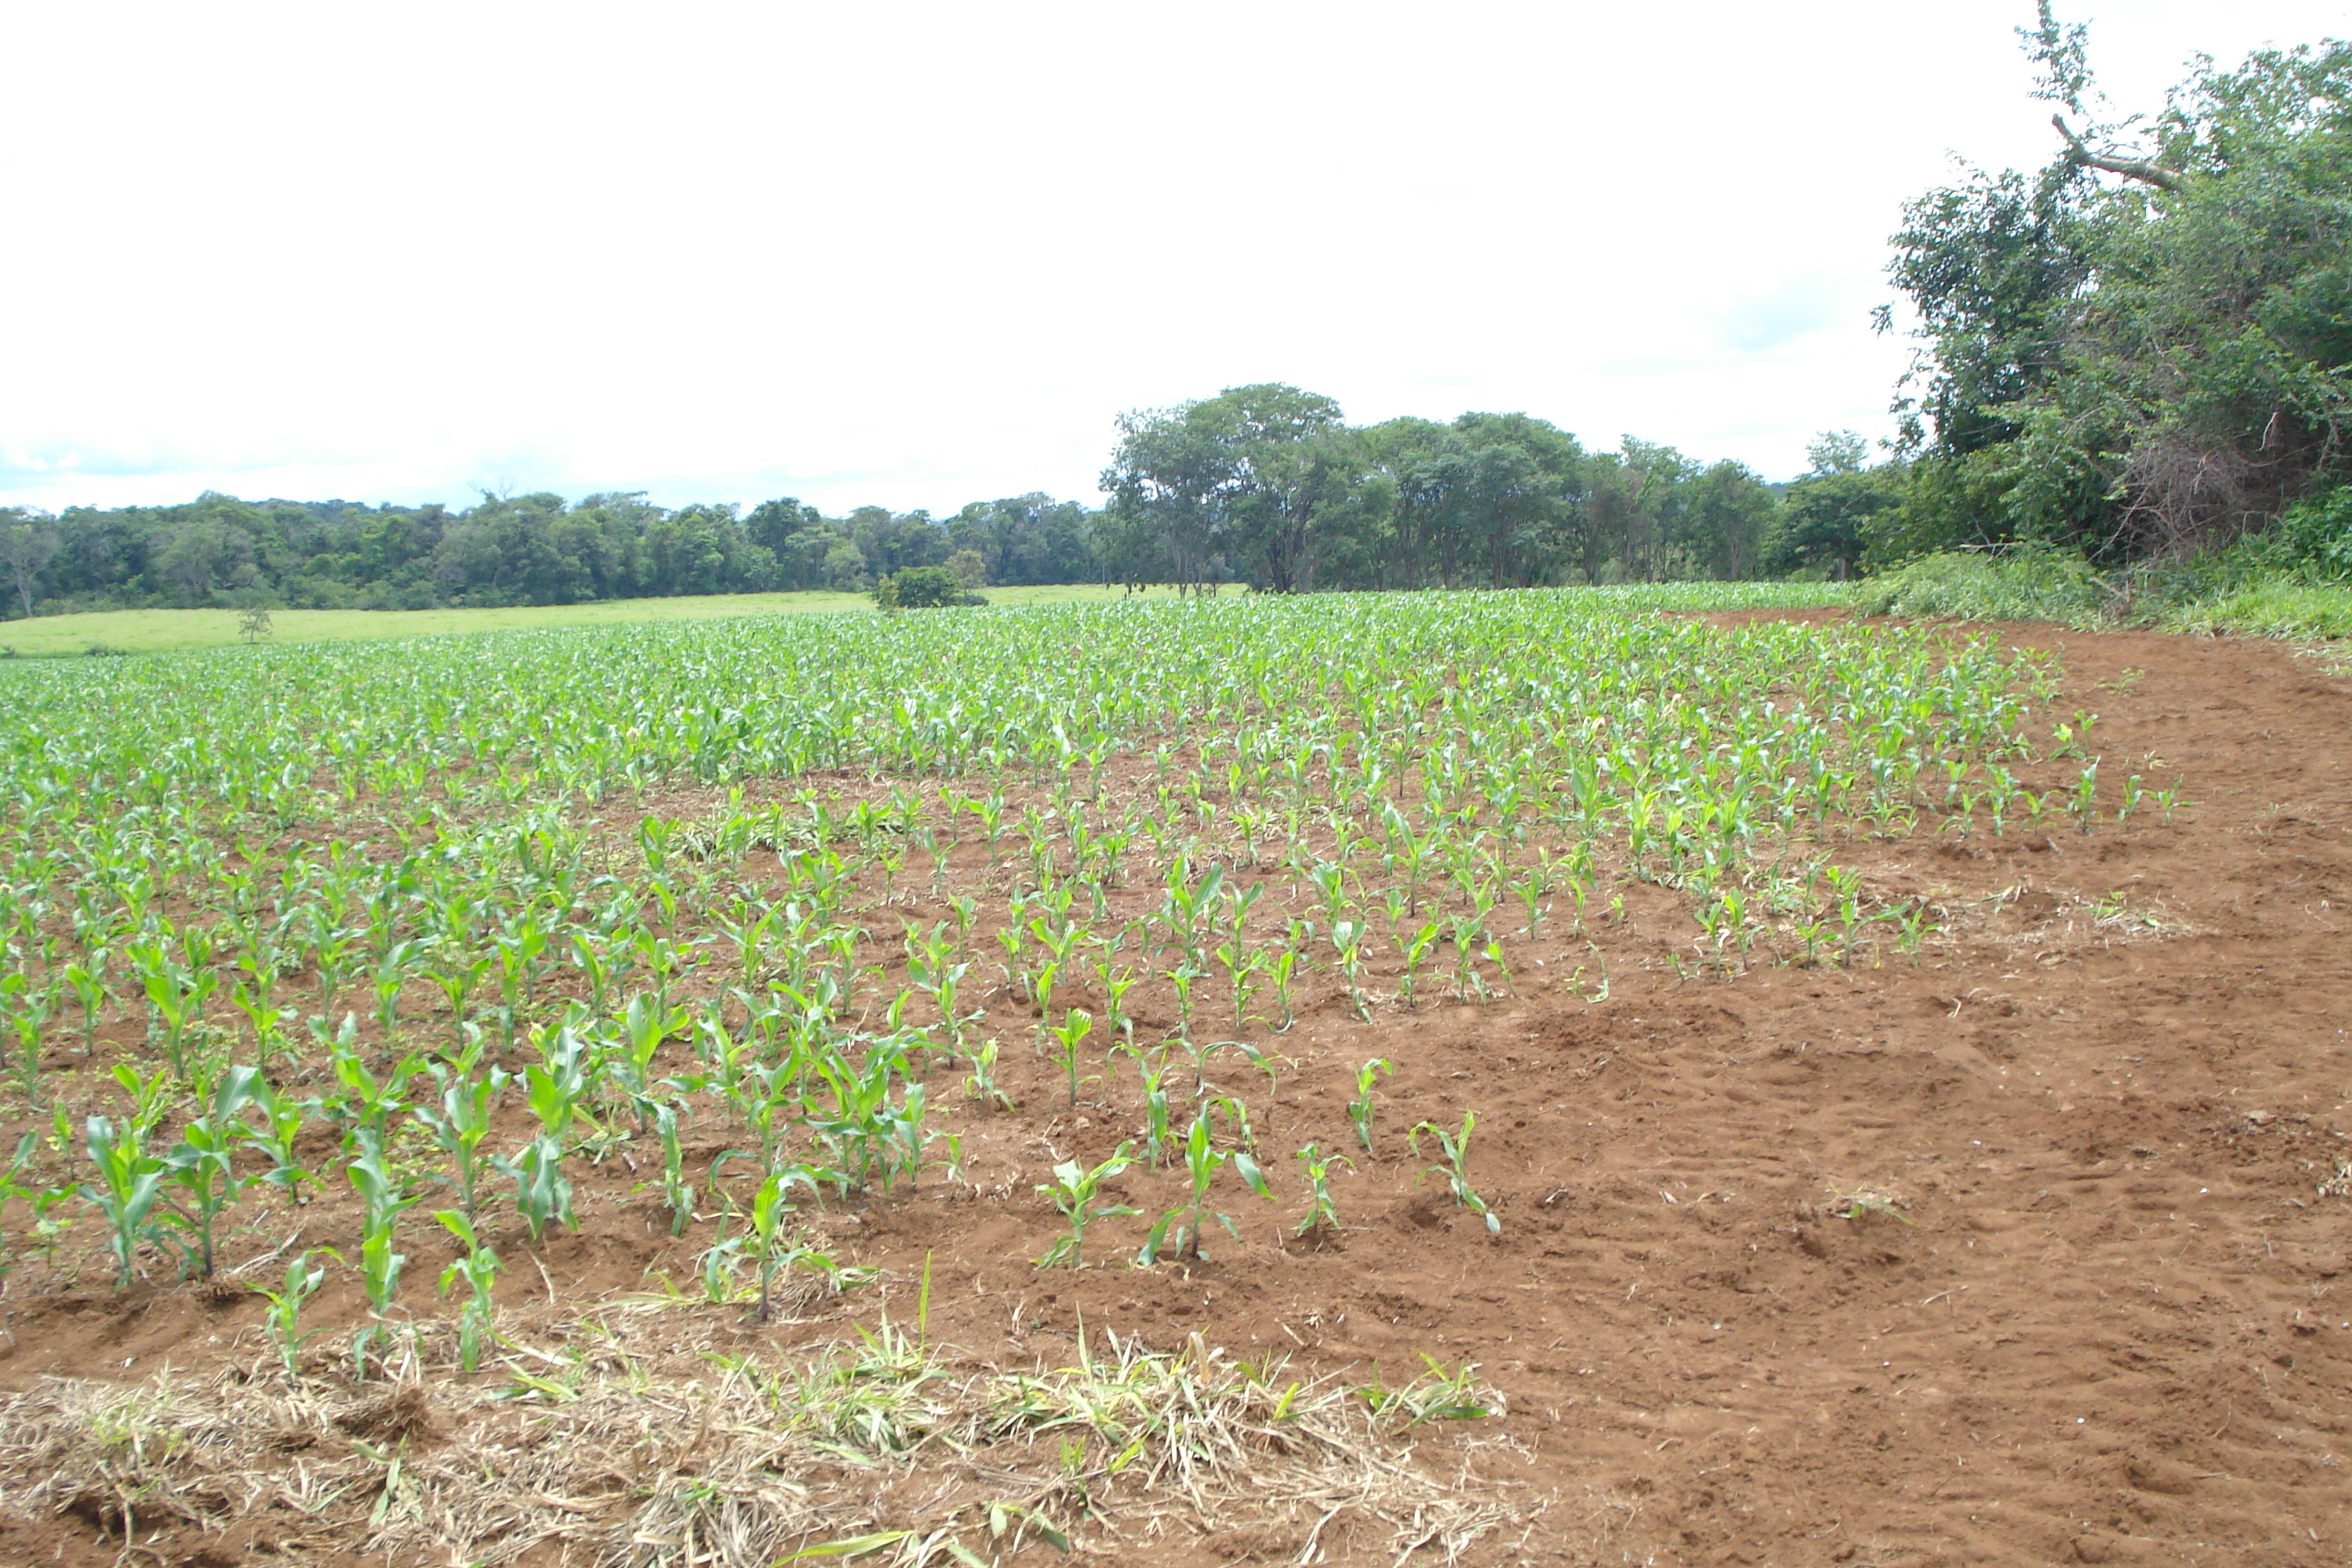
top-left (2155, 580), bottom-right (2352, 640)
top-left (0, 583), bottom-right (1179, 658)
top-left (1854, 549), bottom-right (2352, 643)
top-left (0, 580), bottom-right (1847, 659)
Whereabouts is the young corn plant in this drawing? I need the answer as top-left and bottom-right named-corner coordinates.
top-left (622, 991), bottom-right (689, 1115)
top-left (1160, 859), bottom-right (1224, 971)
top-left (1511, 859), bottom-right (1553, 938)
top-left (81, 1112), bottom-right (169, 1290)
top-left (302, 914), bottom-right (363, 1019)
top-left (1034, 1143), bottom-right (1136, 1269)
top-left (995, 920), bottom-right (1036, 1004)
top-left (1448, 913), bottom-right (1491, 1001)
top-left (348, 1132), bottom-right (423, 1370)
top-left (524, 1024), bottom-right (601, 1145)
top-left (905, 920), bottom-right (974, 1056)
top-left (2070, 761), bottom-right (2102, 835)
top-left (426, 945), bottom-right (492, 1047)
top-left (370, 938), bottom-right (429, 1046)
top-left (749, 1163), bottom-right (825, 1320)
top-left (2117, 772), bottom-right (2146, 824)
top-left (309, 1011), bottom-right (400, 1138)
top-left (496, 1132), bottom-right (573, 1243)
top-left (0, 1132), bottom-right (69, 1285)
top-left (240, 1070), bottom-right (314, 1207)
top-left (875, 1080), bottom-right (929, 1194)
top-left (1821, 864), bottom-right (1866, 965)
top-left (648, 1098), bottom-right (694, 1236)
top-left (1165, 961), bottom-right (1204, 1041)
top-left (1292, 1143), bottom-right (1351, 1238)
top-left (803, 1047), bottom-right (896, 1197)
top-left (1395, 922), bottom-right (1442, 1009)
top-left (1304, 858), bottom-right (1351, 925)
top-left (412, 1054), bottom-right (509, 1219)
top-left (567, 929), bottom-right (622, 1015)
top-left (434, 1210), bottom-right (501, 1372)
top-left (0, 973), bottom-right (56, 1109)
top-left (1331, 920), bottom-right (1370, 1021)
top-left (965, 1038), bottom-right (1014, 1110)
top-left (1098, 959), bottom-right (1143, 1048)
top-left (1214, 938), bottom-right (1266, 1027)
top-left (230, 976), bottom-right (291, 1067)
top-left (695, 1227), bottom-right (751, 1305)
top-left (158, 1065), bottom-right (258, 1278)
top-left (1268, 920), bottom-right (1310, 1032)
top-left (1138, 1102), bottom-right (1269, 1265)
top-left (129, 932), bottom-right (217, 1081)
top-left (1048, 1006), bottom-right (1094, 1108)
top-left (1116, 1042), bottom-right (1176, 1166)
top-left (256, 1248), bottom-right (339, 1377)
top-left (1408, 1112), bottom-right (1500, 1233)
top-left (1348, 1058), bottom-right (1391, 1155)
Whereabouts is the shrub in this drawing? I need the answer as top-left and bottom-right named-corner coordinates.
top-left (2270, 488), bottom-right (2352, 583)
top-left (874, 566), bottom-right (985, 610)
top-left (1853, 550), bottom-right (2109, 626)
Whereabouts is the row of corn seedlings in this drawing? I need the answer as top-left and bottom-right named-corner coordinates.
top-left (0, 588), bottom-right (2142, 1335)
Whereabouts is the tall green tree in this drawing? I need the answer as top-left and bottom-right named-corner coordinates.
top-left (1, 513), bottom-right (58, 617)
top-left (948, 494), bottom-right (1097, 585)
top-left (1886, 5), bottom-right (2352, 559)
top-left (1678, 460), bottom-right (1776, 581)
top-left (1583, 439), bottom-right (1697, 582)
top-left (1099, 384), bottom-right (1351, 592)
top-left (1449, 413), bottom-right (1587, 586)
top-left (1769, 433), bottom-right (1905, 579)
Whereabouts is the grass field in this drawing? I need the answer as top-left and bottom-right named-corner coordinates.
top-left (0, 582), bottom-right (1181, 657)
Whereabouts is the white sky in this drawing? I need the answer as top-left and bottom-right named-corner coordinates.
top-left (4, 1), bottom-right (2345, 517)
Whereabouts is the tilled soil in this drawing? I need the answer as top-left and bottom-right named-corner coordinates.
top-left (2, 620), bottom-right (2348, 1567)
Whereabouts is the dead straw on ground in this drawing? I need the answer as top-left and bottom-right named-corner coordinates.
top-left (0, 1306), bottom-right (1530, 1566)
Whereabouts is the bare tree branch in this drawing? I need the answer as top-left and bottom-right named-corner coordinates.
top-left (2052, 114), bottom-right (2184, 192)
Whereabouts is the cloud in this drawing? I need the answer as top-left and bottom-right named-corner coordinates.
top-left (1714, 273), bottom-right (1860, 354)
top-left (1, 0), bottom-right (2341, 506)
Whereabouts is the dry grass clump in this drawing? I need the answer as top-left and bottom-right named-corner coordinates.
top-left (0, 1319), bottom-right (1528, 1566)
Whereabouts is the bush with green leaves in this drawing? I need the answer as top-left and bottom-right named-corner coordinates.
top-left (874, 566), bottom-right (985, 610)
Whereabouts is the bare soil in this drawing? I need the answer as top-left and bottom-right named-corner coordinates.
top-left (3, 620), bottom-right (2350, 1566)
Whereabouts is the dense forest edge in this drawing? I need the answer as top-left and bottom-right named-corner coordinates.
top-left (2, 7), bottom-right (2347, 642)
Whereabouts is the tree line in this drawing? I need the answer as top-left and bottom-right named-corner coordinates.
top-left (1093, 387), bottom-right (1879, 595)
top-left (0, 413), bottom-right (1880, 618)
top-left (0, 490), bottom-right (1098, 616)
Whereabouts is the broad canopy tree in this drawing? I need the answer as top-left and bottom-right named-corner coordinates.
top-left (1099, 384), bottom-right (1350, 593)
top-left (1102, 389), bottom-right (1620, 593)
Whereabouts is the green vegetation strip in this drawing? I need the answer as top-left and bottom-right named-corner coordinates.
top-left (0, 583), bottom-right (1183, 658)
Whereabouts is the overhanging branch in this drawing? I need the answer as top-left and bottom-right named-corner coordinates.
top-left (2053, 114), bottom-right (2183, 191)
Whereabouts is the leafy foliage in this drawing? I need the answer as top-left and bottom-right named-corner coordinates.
top-left (1101, 387), bottom-right (1779, 591)
top-left (1886, 10), bottom-right (2352, 562)
top-left (874, 565), bottom-right (985, 610)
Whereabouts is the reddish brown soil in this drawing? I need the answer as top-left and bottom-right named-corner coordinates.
top-left (4, 622), bottom-right (2350, 1566)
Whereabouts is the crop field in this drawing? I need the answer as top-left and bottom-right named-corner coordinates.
top-left (0, 583), bottom-right (1192, 660)
top-left (0, 588), bottom-right (2346, 1567)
